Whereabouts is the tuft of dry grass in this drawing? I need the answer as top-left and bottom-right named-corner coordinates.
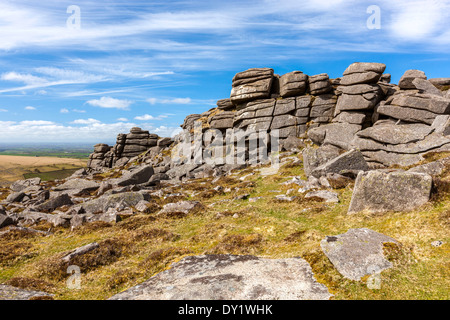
top-left (4, 277), bottom-right (56, 293)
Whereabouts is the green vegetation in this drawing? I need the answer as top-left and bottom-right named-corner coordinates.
top-left (0, 154), bottom-right (449, 300)
top-left (23, 168), bottom-right (82, 181)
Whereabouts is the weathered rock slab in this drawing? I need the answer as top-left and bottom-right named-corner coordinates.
top-left (321, 228), bottom-right (398, 281)
top-left (0, 284), bottom-right (53, 300)
top-left (109, 254), bottom-right (332, 300)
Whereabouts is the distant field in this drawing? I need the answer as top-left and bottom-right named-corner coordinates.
top-left (0, 155), bottom-right (87, 186)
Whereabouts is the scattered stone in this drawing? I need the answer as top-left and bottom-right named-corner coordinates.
top-left (109, 254), bottom-right (332, 300)
top-left (158, 201), bottom-right (204, 216)
top-left (36, 193), bottom-right (73, 212)
top-left (321, 228), bottom-right (398, 281)
top-left (431, 240), bottom-right (444, 247)
top-left (275, 195), bottom-right (296, 202)
top-left (234, 194), bottom-right (250, 201)
top-left (61, 242), bottom-right (100, 263)
top-left (305, 190), bottom-right (339, 203)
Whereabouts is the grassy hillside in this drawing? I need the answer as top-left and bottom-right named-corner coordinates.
top-left (0, 155), bottom-right (87, 186)
top-left (0, 152), bottom-right (448, 300)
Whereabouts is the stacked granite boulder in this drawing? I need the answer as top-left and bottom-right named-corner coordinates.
top-left (377, 69), bottom-right (450, 125)
top-left (334, 62), bottom-right (386, 126)
top-left (279, 71), bottom-right (308, 97)
top-left (114, 127), bottom-right (158, 159)
top-left (350, 119), bottom-right (450, 167)
top-left (350, 69), bottom-right (450, 167)
top-left (230, 68), bottom-right (274, 107)
top-left (87, 144), bottom-right (112, 168)
top-left (308, 73), bottom-right (333, 95)
top-left (181, 114), bottom-right (202, 132)
top-left (88, 127), bottom-right (175, 170)
top-left (209, 111), bottom-right (235, 130)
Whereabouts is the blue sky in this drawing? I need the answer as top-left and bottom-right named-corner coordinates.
top-left (0, 0), bottom-right (449, 144)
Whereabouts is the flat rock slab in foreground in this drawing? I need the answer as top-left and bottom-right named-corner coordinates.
top-left (109, 254), bottom-right (332, 300)
top-left (0, 284), bottom-right (53, 300)
top-left (321, 228), bottom-right (398, 281)
top-left (348, 170), bottom-right (432, 214)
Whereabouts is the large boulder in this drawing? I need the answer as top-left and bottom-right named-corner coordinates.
top-left (321, 228), bottom-right (398, 281)
top-left (78, 192), bottom-right (146, 214)
top-left (308, 73), bottom-right (332, 95)
top-left (9, 178), bottom-right (41, 192)
top-left (302, 145), bottom-right (342, 177)
top-left (413, 78), bottom-right (443, 96)
top-left (340, 62), bottom-right (386, 86)
top-left (35, 193), bottom-right (73, 212)
top-left (398, 69), bottom-right (427, 89)
top-left (209, 111), bottom-right (235, 129)
top-left (351, 121), bottom-right (450, 167)
top-left (348, 171), bottom-right (432, 214)
top-left (310, 149), bottom-right (369, 178)
top-left (279, 71), bottom-right (308, 97)
top-left (307, 123), bottom-right (362, 150)
top-left (109, 254), bottom-right (332, 300)
top-left (114, 165), bottom-right (154, 186)
top-left (54, 179), bottom-right (100, 193)
top-left (0, 213), bottom-right (15, 228)
top-left (428, 77), bottom-right (450, 89)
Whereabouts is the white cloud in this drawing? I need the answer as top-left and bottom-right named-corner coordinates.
top-left (0, 108), bottom-right (8, 112)
top-left (0, 120), bottom-right (179, 143)
top-left (24, 106), bottom-right (36, 110)
top-left (86, 96), bottom-right (133, 110)
top-left (71, 118), bottom-right (101, 125)
top-left (72, 109), bottom-right (86, 113)
top-left (1, 72), bottom-right (45, 85)
top-left (389, 0), bottom-right (446, 40)
top-left (146, 98), bottom-right (157, 105)
top-left (20, 120), bottom-right (55, 126)
top-left (134, 114), bottom-right (167, 121)
top-left (60, 108), bottom-right (69, 113)
top-left (117, 117), bottom-right (129, 122)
